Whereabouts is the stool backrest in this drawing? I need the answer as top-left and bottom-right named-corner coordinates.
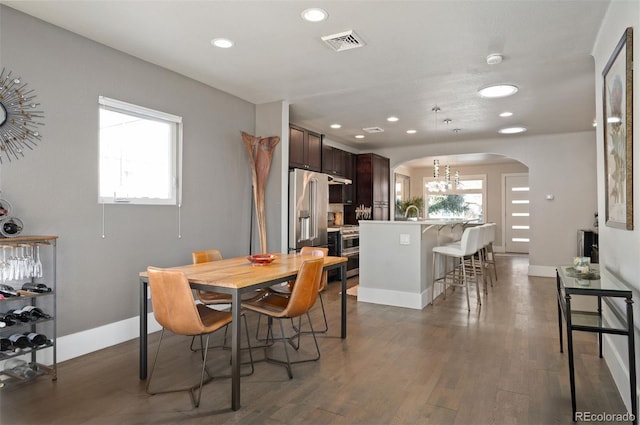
top-left (460, 226), bottom-right (482, 256)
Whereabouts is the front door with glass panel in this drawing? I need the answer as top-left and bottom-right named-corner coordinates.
top-left (504, 174), bottom-right (529, 253)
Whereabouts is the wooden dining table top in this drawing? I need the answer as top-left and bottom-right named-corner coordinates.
top-left (140, 253), bottom-right (346, 290)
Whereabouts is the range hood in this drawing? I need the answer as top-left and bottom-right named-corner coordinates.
top-left (328, 175), bottom-right (352, 185)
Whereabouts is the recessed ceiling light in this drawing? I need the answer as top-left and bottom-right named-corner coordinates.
top-left (301, 8), bottom-right (328, 22)
top-left (478, 84), bottom-right (519, 98)
top-left (355, 135), bottom-right (365, 139)
top-left (406, 130), bottom-right (417, 134)
top-left (211, 38), bottom-right (234, 48)
top-left (387, 116), bottom-right (399, 122)
top-left (499, 111), bottom-right (513, 117)
top-left (498, 126), bottom-right (527, 134)
top-left (330, 123), bottom-right (342, 129)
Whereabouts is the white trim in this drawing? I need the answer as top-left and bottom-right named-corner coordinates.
top-left (98, 96), bottom-right (182, 123)
top-left (357, 286), bottom-right (430, 309)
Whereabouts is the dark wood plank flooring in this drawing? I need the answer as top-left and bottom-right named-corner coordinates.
top-left (0, 255), bottom-right (630, 424)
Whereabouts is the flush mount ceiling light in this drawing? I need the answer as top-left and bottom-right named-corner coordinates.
top-left (387, 116), bottom-right (399, 122)
top-left (486, 53), bottom-right (503, 65)
top-left (330, 123), bottom-right (342, 129)
top-left (499, 111), bottom-right (513, 117)
top-left (301, 8), bottom-right (328, 22)
top-left (498, 126), bottom-right (527, 134)
top-left (211, 38), bottom-right (234, 48)
top-left (478, 84), bottom-right (519, 98)
top-left (406, 129), bottom-right (417, 134)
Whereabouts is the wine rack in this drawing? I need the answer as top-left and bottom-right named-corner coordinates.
top-left (0, 236), bottom-right (57, 389)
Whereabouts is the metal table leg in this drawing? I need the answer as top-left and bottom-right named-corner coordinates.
top-left (139, 278), bottom-right (148, 380)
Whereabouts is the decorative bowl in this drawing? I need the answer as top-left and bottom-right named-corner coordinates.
top-left (247, 254), bottom-right (277, 266)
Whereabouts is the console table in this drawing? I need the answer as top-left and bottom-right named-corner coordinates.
top-left (556, 265), bottom-right (637, 424)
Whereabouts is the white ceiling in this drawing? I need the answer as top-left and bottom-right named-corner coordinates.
top-left (2, 0), bottom-right (609, 166)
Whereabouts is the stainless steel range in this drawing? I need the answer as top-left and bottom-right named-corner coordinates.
top-left (328, 225), bottom-right (359, 279)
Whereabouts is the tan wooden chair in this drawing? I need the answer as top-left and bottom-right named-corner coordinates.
top-left (145, 267), bottom-right (253, 408)
top-left (268, 246), bottom-right (330, 334)
top-left (190, 249), bottom-right (261, 352)
top-left (242, 257), bottom-right (324, 379)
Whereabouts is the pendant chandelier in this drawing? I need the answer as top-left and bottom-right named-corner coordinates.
top-left (426, 106), bottom-right (460, 193)
top-left (426, 159), bottom-right (460, 192)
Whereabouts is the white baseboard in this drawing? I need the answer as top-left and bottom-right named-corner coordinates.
top-left (56, 313), bottom-right (162, 363)
top-left (357, 286), bottom-right (428, 310)
top-left (0, 314), bottom-right (162, 370)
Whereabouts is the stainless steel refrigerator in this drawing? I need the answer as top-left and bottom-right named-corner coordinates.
top-left (289, 169), bottom-right (328, 252)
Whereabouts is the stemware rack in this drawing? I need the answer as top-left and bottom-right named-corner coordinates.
top-left (0, 235), bottom-right (57, 389)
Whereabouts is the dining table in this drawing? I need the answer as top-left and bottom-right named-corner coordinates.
top-left (138, 253), bottom-right (348, 411)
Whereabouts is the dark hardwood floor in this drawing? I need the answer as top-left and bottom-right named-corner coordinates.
top-left (0, 254), bottom-right (630, 424)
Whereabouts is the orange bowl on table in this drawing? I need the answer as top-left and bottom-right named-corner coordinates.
top-left (247, 254), bottom-right (277, 266)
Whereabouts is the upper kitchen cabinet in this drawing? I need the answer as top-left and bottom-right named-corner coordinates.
top-left (329, 151), bottom-right (355, 205)
top-left (289, 124), bottom-right (322, 172)
top-left (356, 153), bottom-right (390, 221)
top-left (323, 145), bottom-right (348, 177)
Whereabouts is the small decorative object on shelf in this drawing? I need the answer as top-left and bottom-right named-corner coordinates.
top-left (0, 235), bottom-right (57, 389)
top-left (0, 68), bottom-right (45, 163)
top-left (0, 217), bottom-right (23, 238)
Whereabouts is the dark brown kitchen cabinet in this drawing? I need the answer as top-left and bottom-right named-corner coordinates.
top-left (322, 145), bottom-right (347, 177)
top-left (329, 151), bottom-right (355, 205)
top-left (289, 124), bottom-right (322, 172)
top-left (355, 153), bottom-right (390, 221)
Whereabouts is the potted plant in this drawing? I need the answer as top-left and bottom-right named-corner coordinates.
top-left (396, 196), bottom-right (425, 220)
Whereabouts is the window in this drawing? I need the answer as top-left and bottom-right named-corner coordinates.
top-left (423, 174), bottom-right (486, 222)
top-left (98, 96), bottom-right (182, 205)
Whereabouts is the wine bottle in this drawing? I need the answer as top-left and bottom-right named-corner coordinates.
top-left (21, 283), bottom-right (51, 293)
top-left (0, 284), bottom-right (18, 297)
top-left (0, 337), bottom-right (11, 351)
top-left (8, 333), bottom-right (29, 349)
top-left (24, 332), bottom-right (47, 347)
top-left (0, 313), bottom-right (17, 326)
top-left (6, 309), bottom-right (30, 323)
top-left (18, 306), bottom-right (51, 320)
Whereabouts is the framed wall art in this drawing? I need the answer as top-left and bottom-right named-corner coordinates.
top-left (603, 27), bottom-right (633, 230)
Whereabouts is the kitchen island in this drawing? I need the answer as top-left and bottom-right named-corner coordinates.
top-left (358, 220), bottom-right (468, 309)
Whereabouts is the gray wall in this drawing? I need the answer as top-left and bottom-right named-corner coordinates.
top-left (0, 6), bottom-right (256, 336)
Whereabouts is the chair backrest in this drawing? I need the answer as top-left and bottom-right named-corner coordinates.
top-left (460, 226), bottom-right (482, 256)
top-left (282, 257), bottom-right (324, 318)
top-left (147, 267), bottom-right (205, 335)
top-left (300, 246), bottom-right (328, 291)
top-left (486, 223), bottom-right (496, 244)
top-left (192, 249), bottom-right (223, 264)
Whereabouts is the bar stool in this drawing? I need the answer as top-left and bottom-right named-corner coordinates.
top-left (431, 226), bottom-right (483, 310)
top-left (484, 223), bottom-right (498, 282)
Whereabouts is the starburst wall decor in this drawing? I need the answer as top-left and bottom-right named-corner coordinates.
top-left (0, 68), bottom-right (45, 163)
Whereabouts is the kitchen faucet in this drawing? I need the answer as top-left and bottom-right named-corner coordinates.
top-left (404, 205), bottom-right (420, 219)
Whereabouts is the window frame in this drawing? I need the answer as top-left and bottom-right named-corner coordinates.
top-left (423, 174), bottom-right (487, 222)
top-left (98, 96), bottom-right (183, 206)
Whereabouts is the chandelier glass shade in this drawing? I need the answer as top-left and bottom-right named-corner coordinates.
top-left (426, 159), bottom-right (460, 192)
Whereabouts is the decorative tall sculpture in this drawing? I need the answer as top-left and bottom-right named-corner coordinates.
top-left (241, 131), bottom-right (280, 253)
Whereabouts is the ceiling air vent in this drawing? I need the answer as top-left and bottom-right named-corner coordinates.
top-left (321, 30), bottom-right (366, 52)
top-left (362, 127), bottom-right (384, 133)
